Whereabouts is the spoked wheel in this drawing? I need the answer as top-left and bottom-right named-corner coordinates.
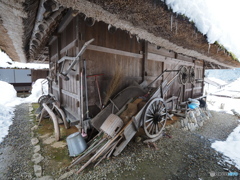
top-left (143, 98), bottom-right (167, 138)
top-left (178, 66), bottom-right (188, 85)
top-left (189, 66), bottom-right (195, 84)
top-left (38, 95), bottom-right (50, 104)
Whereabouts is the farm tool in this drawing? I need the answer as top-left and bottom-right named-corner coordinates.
top-left (68, 65), bottom-right (190, 172)
top-left (36, 95), bottom-right (70, 141)
top-left (58, 38), bottom-right (94, 81)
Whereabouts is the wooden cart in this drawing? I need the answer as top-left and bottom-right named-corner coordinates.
top-left (68, 67), bottom-right (189, 173)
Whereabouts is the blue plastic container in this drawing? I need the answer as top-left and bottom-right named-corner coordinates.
top-left (188, 104), bottom-right (197, 109)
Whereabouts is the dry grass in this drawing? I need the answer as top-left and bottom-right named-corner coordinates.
top-left (103, 67), bottom-right (123, 106)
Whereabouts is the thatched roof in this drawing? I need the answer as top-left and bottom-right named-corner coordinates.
top-left (0, 0), bottom-right (38, 63)
top-left (0, 0), bottom-right (240, 68)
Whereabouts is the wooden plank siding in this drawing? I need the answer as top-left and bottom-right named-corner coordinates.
top-left (47, 14), bottom-right (204, 123)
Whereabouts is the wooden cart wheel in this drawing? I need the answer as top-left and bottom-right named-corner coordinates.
top-left (189, 66), bottom-right (195, 84)
top-left (38, 95), bottom-right (50, 104)
top-left (178, 66), bottom-right (188, 85)
top-left (143, 98), bottom-right (167, 138)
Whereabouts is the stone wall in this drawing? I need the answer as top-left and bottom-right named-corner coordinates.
top-left (169, 108), bottom-right (212, 131)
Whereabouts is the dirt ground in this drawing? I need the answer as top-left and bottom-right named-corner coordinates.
top-left (0, 104), bottom-right (240, 180)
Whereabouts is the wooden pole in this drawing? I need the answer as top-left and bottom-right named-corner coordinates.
top-left (142, 40), bottom-right (148, 82)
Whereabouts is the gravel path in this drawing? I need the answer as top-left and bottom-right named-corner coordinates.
top-left (0, 105), bottom-right (239, 180)
top-left (64, 111), bottom-right (240, 180)
top-left (0, 103), bottom-right (34, 179)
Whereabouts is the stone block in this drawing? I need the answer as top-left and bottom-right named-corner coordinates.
top-left (34, 164), bottom-right (42, 177)
top-left (31, 138), bottom-right (39, 146)
top-left (43, 136), bottom-right (55, 145)
top-left (34, 145), bottom-right (41, 153)
top-left (32, 153), bottom-right (44, 164)
top-left (36, 176), bottom-right (54, 180)
top-left (31, 125), bottom-right (38, 131)
top-left (58, 170), bottom-right (75, 180)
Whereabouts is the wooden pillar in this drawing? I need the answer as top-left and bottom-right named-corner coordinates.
top-left (142, 40), bottom-right (148, 81)
top-left (191, 60), bottom-right (195, 98)
top-left (57, 34), bottom-right (62, 103)
top-left (201, 61), bottom-right (205, 95)
top-left (48, 45), bottom-right (53, 95)
top-left (76, 15), bottom-right (82, 121)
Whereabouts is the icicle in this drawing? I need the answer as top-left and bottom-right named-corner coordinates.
top-left (208, 44), bottom-right (211, 54)
top-left (171, 15), bottom-right (173, 31)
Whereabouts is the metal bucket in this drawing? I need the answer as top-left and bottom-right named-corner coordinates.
top-left (66, 132), bottom-right (87, 157)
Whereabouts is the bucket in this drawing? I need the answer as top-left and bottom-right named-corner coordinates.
top-left (66, 132), bottom-right (87, 157)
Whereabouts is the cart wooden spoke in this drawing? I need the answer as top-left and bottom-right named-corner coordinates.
top-left (178, 66), bottom-right (188, 85)
top-left (143, 97), bottom-right (167, 138)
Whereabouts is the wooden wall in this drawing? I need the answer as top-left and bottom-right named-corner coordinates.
top-left (48, 13), bottom-right (205, 123)
top-left (31, 70), bottom-right (49, 82)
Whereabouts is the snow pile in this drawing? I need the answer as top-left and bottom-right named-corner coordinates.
top-left (25, 79), bottom-right (48, 103)
top-left (164, 0), bottom-right (240, 59)
top-left (0, 79), bottom-right (48, 143)
top-left (206, 69), bottom-right (240, 83)
top-left (0, 81), bottom-right (22, 143)
top-left (0, 104), bottom-right (14, 143)
top-left (207, 77), bottom-right (227, 86)
top-left (0, 51), bottom-right (48, 69)
top-left (204, 75), bottom-right (240, 169)
top-left (212, 125), bottom-right (240, 169)
top-left (224, 78), bottom-right (240, 92)
top-left (207, 95), bottom-right (240, 114)
top-left (206, 78), bottom-right (240, 113)
top-left (0, 81), bottom-right (23, 106)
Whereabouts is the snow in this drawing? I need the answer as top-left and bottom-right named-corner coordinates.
top-left (212, 126), bottom-right (240, 169)
top-left (164, 0), bottom-right (240, 60)
top-left (25, 79), bottom-right (48, 103)
top-left (204, 69), bottom-right (240, 170)
top-left (0, 48), bottom-right (49, 143)
top-left (0, 79), bottom-right (48, 143)
top-left (0, 51), bottom-right (48, 69)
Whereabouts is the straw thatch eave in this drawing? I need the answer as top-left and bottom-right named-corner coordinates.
top-left (0, 0), bottom-right (39, 63)
top-left (0, 0), bottom-right (239, 69)
top-left (55, 0), bottom-right (240, 69)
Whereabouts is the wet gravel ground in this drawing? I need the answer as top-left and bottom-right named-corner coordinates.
top-left (0, 105), bottom-right (240, 180)
top-left (0, 103), bottom-right (34, 179)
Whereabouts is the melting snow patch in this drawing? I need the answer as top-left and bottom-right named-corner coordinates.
top-left (211, 125), bottom-right (240, 170)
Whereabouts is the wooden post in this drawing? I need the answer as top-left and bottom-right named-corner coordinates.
top-left (48, 45), bottom-right (53, 95)
top-left (142, 40), bottom-right (148, 82)
top-left (182, 84), bottom-right (186, 102)
top-left (201, 61), bottom-right (205, 95)
top-left (57, 34), bottom-right (62, 103)
top-left (191, 59), bottom-right (195, 98)
top-left (76, 15), bottom-right (82, 122)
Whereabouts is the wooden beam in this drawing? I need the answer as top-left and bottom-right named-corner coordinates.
top-left (60, 39), bottom-right (77, 55)
top-left (87, 45), bottom-right (143, 59)
top-left (57, 34), bottom-right (62, 103)
top-left (148, 53), bottom-right (194, 66)
top-left (182, 85), bottom-right (186, 101)
top-left (201, 61), bottom-right (205, 95)
top-left (62, 89), bottom-right (79, 100)
top-left (191, 63), bottom-right (195, 98)
top-left (186, 87), bottom-right (202, 92)
top-left (52, 86), bottom-right (79, 100)
top-left (51, 53), bottom-right (58, 60)
top-left (142, 41), bottom-right (148, 81)
top-left (57, 9), bottom-right (74, 33)
top-left (48, 36), bottom-right (57, 45)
